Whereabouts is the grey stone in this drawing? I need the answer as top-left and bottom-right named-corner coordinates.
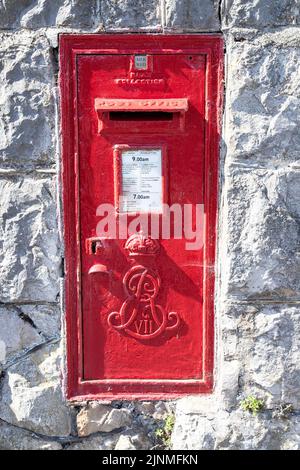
top-left (172, 405), bottom-right (300, 450)
top-left (114, 434), bottom-right (136, 450)
top-left (77, 403), bottom-right (132, 436)
top-left (0, 31), bottom-right (56, 170)
top-left (172, 405), bottom-right (219, 450)
top-left (219, 360), bottom-right (240, 409)
top-left (241, 304), bottom-right (300, 407)
top-left (0, 0), bottom-right (98, 29)
top-left (0, 0), bottom-right (33, 29)
top-left (0, 343), bottom-right (72, 437)
top-left (128, 431), bottom-right (153, 450)
top-left (66, 434), bottom-right (119, 450)
top-left (134, 401), bottom-right (172, 419)
top-left (134, 402), bottom-right (156, 416)
top-left (114, 430), bottom-right (152, 450)
top-left (101, 0), bottom-right (161, 30)
top-left (281, 420), bottom-right (300, 450)
top-left (225, 29), bottom-right (300, 165)
top-left (0, 176), bottom-right (60, 302)
top-left (219, 302), bottom-right (300, 407)
top-left (221, 166), bottom-right (300, 300)
top-left (20, 304), bottom-right (61, 339)
top-left (0, 421), bottom-right (62, 450)
top-left (165, 0), bottom-right (220, 31)
top-left (0, 306), bottom-right (42, 366)
top-left (222, 0), bottom-right (300, 29)
top-left (153, 401), bottom-right (174, 420)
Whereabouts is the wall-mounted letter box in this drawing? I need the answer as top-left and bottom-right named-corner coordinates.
top-left (60, 35), bottom-right (223, 400)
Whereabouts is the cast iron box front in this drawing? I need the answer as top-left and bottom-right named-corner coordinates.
top-left (60, 34), bottom-right (223, 400)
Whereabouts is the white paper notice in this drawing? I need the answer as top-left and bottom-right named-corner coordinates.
top-left (120, 149), bottom-right (162, 213)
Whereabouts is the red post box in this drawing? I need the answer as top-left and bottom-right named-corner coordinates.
top-left (60, 35), bottom-right (223, 400)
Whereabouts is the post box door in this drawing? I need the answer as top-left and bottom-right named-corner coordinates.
top-left (60, 35), bottom-right (223, 400)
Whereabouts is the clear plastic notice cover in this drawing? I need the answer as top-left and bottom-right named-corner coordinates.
top-left (119, 148), bottom-right (163, 213)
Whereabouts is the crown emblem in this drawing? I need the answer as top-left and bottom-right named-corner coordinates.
top-left (124, 232), bottom-right (160, 257)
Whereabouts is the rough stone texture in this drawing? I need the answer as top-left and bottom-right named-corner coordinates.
top-left (66, 434), bottom-right (119, 450)
top-left (0, 0), bottom-right (98, 29)
top-left (101, 0), bottom-right (161, 30)
top-left (0, 306), bottom-right (43, 367)
top-left (76, 403), bottom-right (132, 436)
top-left (114, 434), bottom-right (136, 450)
top-left (0, 343), bottom-right (71, 437)
top-left (216, 302), bottom-right (300, 408)
top-left (165, 0), bottom-right (220, 30)
top-left (134, 400), bottom-right (174, 419)
top-left (153, 401), bottom-right (174, 420)
top-left (134, 401), bottom-right (156, 416)
top-left (20, 304), bottom-right (61, 339)
top-left (0, 176), bottom-right (60, 302)
top-left (0, 0), bottom-right (299, 452)
top-left (68, 423), bottom-right (153, 450)
top-left (0, 303), bottom-right (60, 374)
top-left (0, 31), bottom-right (56, 170)
top-left (221, 166), bottom-right (300, 300)
top-left (240, 304), bottom-right (300, 407)
top-left (120, 431), bottom-right (153, 450)
top-left (222, 0), bottom-right (300, 29)
top-left (225, 29), bottom-right (300, 166)
top-left (172, 397), bottom-right (300, 450)
top-left (0, 421), bottom-right (63, 450)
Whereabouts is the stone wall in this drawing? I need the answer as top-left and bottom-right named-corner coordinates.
top-left (0, 0), bottom-right (299, 450)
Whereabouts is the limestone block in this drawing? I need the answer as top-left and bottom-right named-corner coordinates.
top-left (0, 176), bottom-right (60, 302)
top-left (221, 166), bottom-right (300, 300)
top-left (172, 404), bottom-right (300, 450)
top-left (219, 302), bottom-right (300, 407)
top-left (134, 402), bottom-right (156, 416)
top-left (114, 435), bottom-right (136, 450)
top-left (66, 434), bottom-right (119, 450)
top-left (0, 0), bottom-right (97, 29)
top-left (114, 431), bottom-right (152, 450)
top-left (222, 0), bottom-right (300, 29)
top-left (0, 306), bottom-right (42, 366)
top-left (128, 431), bottom-right (153, 450)
top-left (0, 421), bottom-right (62, 450)
top-left (20, 304), bottom-right (61, 339)
top-left (101, 0), bottom-right (161, 30)
top-left (0, 343), bottom-right (71, 437)
top-left (241, 305), bottom-right (300, 407)
top-left (172, 409), bottom-right (217, 450)
top-left (225, 29), bottom-right (300, 165)
top-left (0, 31), bottom-right (56, 169)
top-left (153, 401), bottom-right (174, 420)
top-left (76, 403), bottom-right (132, 436)
top-left (165, 0), bottom-right (220, 30)
top-left (218, 360), bottom-right (240, 409)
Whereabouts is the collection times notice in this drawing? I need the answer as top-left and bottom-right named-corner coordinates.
top-left (120, 148), bottom-right (163, 213)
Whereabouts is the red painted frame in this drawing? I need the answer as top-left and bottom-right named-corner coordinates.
top-left (59, 34), bottom-right (223, 401)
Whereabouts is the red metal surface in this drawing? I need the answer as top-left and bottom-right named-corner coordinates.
top-left (59, 34), bottom-right (223, 401)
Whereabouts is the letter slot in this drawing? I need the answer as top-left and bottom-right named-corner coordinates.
top-left (95, 98), bottom-right (188, 133)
